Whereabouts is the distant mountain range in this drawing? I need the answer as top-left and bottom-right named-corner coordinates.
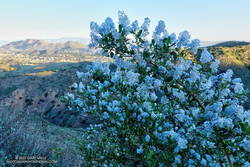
top-left (0, 37), bottom-right (90, 47)
top-left (0, 39), bottom-right (90, 56)
top-left (209, 41), bottom-right (250, 47)
top-left (1, 38), bottom-right (250, 57)
top-left (200, 41), bottom-right (250, 47)
top-left (0, 41), bottom-right (10, 47)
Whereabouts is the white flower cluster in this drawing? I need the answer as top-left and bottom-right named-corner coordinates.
top-left (66, 12), bottom-right (250, 166)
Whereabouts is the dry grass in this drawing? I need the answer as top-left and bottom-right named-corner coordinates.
top-left (0, 64), bottom-right (15, 72)
top-left (0, 106), bottom-right (86, 167)
top-left (33, 66), bottom-right (46, 70)
top-left (25, 71), bottom-right (56, 76)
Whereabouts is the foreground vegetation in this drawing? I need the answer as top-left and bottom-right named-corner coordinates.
top-left (0, 107), bottom-right (85, 167)
top-left (66, 12), bottom-right (250, 166)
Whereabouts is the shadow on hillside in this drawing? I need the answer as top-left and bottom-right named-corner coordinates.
top-left (0, 61), bottom-right (95, 128)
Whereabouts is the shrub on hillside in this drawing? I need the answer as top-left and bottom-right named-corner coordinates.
top-left (65, 11), bottom-right (250, 167)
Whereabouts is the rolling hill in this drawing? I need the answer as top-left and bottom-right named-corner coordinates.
top-left (210, 41), bottom-right (250, 47)
top-left (0, 39), bottom-right (89, 56)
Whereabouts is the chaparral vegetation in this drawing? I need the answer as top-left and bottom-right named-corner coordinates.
top-left (64, 11), bottom-right (250, 167)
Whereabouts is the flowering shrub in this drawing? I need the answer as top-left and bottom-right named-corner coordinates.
top-left (65, 11), bottom-right (250, 167)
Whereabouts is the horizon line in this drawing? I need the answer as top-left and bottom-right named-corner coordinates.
top-left (1, 37), bottom-right (250, 43)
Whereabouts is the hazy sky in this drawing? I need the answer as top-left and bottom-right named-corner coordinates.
top-left (0, 0), bottom-right (249, 41)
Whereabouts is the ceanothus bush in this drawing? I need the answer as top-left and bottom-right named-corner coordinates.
top-left (65, 11), bottom-right (250, 167)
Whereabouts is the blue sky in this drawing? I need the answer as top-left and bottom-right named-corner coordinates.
top-left (0, 0), bottom-right (249, 41)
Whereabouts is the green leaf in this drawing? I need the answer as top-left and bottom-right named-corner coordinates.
top-left (241, 123), bottom-right (250, 134)
top-left (118, 24), bottom-right (123, 33)
top-left (163, 37), bottom-right (171, 46)
top-left (146, 149), bottom-right (155, 160)
top-left (137, 30), bottom-right (143, 37)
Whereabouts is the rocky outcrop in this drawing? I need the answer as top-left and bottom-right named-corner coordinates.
top-left (2, 87), bottom-right (95, 128)
top-left (0, 62), bottom-right (96, 128)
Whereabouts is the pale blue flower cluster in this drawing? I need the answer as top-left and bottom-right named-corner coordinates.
top-left (89, 11), bottom-right (200, 55)
top-left (136, 145), bottom-right (144, 154)
top-left (177, 31), bottom-right (191, 48)
top-left (66, 12), bottom-right (250, 166)
top-left (141, 17), bottom-right (150, 37)
top-left (210, 59), bottom-right (220, 73)
top-left (200, 48), bottom-right (214, 63)
top-left (175, 31), bottom-right (200, 54)
top-left (241, 140), bottom-right (250, 152)
top-left (118, 11), bottom-right (130, 32)
top-left (145, 135), bottom-right (150, 142)
top-left (152, 20), bottom-right (168, 46)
